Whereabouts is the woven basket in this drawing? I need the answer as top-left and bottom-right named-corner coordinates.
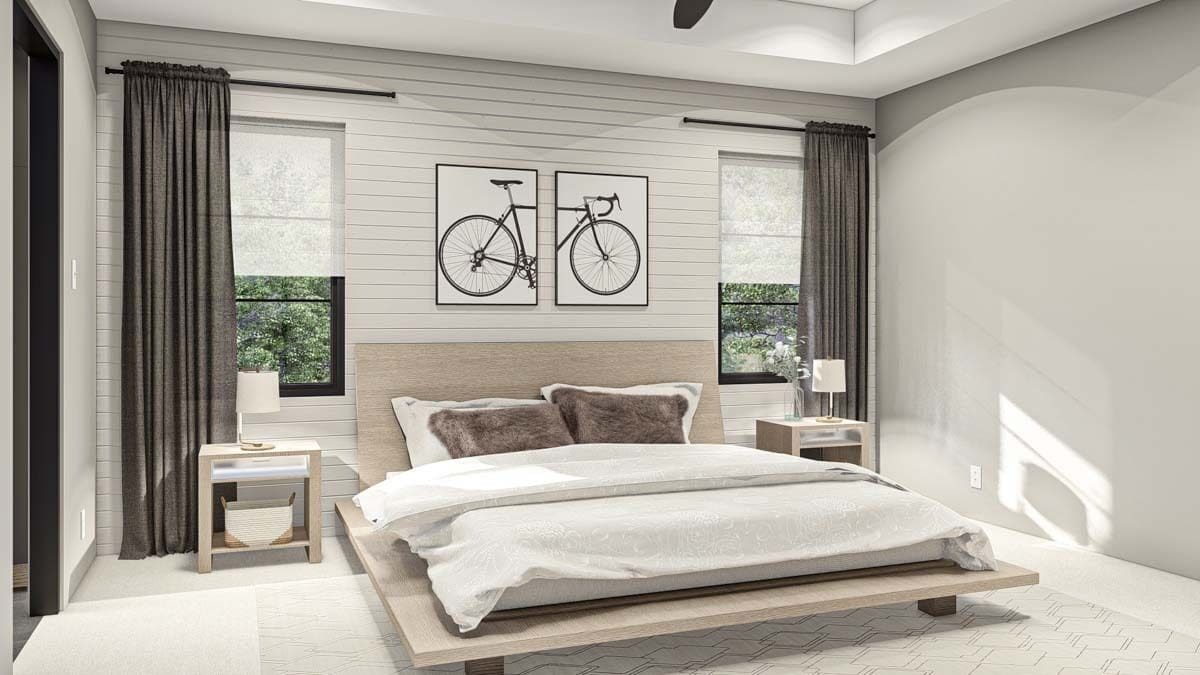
top-left (220, 493), bottom-right (295, 548)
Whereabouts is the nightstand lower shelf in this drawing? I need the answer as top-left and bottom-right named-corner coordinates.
top-left (210, 526), bottom-right (310, 555)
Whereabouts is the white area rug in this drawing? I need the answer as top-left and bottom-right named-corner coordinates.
top-left (16, 586), bottom-right (261, 675)
top-left (255, 576), bottom-right (1200, 675)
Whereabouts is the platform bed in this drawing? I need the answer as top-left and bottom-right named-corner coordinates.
top-left (342, 341), bottom-right (1040, 674)
top-left (338, 500), bottom-right (1036, 673)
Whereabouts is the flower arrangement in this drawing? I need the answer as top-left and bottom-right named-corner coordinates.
top-left (763, 336), bottom-right (810, 419)
top-left (763, 336), bottom-right (810, 383)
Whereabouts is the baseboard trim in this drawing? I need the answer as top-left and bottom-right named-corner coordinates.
top-left (67, 541), bottom-right (96, 605)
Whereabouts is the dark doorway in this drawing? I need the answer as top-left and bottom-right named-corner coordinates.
top-left (12, 0), bottom-right (62, 625)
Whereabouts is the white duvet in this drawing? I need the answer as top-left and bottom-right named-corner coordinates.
top-left (354, 443), bottom-right (996, 632)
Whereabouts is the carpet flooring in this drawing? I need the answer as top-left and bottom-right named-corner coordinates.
top-left (17, 529), bottom-right (1200, 674)
top-left (12, 590), bottom-right (42, 660)
top-left (15, 586), bottom-right (260, 674)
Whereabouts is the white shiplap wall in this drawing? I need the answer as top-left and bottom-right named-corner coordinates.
top-left (95, 21), bottom-right (876, 555)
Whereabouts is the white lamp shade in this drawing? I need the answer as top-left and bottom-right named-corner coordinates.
top-left (811, 360), bottom-right (846, 393)
top-left (236, 371), bottom-right (280, 414)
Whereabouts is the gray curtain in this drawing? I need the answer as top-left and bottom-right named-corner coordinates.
top-left (120, 61), bottom-right (237, 559)
top-left (798, 121), bottom-right (871, 422)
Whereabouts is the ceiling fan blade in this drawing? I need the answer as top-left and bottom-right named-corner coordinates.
top-left (674, 0), bottom-right (715, 29)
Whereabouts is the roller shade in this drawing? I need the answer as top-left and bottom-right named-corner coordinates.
top-left (719, 155), bottom-right (803, 285)
top-left (231, 119), bottom-right (345, 278)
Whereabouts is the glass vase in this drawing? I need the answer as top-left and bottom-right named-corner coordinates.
top-left (786, 384), bottom-right (804, 421)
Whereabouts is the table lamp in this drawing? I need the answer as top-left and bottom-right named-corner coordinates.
top-left (812, 359), bottom-right (846, 423)
top-left (236, 370), bottom-right (280, 450)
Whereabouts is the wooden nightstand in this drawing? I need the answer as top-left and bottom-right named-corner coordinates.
top-left (197, 440), bottom-right (323, 573)
top-left (756, 417), bottom-right (874, 470)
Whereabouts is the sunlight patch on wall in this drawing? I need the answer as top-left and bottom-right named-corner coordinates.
top-left (998, 394), bottom-right (1111, 548)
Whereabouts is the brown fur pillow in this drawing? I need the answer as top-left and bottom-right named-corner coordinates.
top-left (550, 389), bottom-right (688, 444)
top-left (428, 403), bottom-right (574, 459)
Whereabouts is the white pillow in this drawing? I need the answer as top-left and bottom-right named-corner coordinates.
top-left (391, 396), bottom-right (545, 466)
top-left (539, 382), bottom-right (703, 442)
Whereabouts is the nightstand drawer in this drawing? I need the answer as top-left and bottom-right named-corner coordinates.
top-left (794, 427), bottom-right (865, 450)
top-left (211, 455), bottom-right (309, 482)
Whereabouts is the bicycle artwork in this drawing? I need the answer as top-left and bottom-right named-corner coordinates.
top-left (435, 164), bottom-right (539, 305)
top-left (554, 171), bottom-right (649, 306)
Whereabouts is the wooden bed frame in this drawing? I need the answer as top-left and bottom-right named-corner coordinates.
top-left (336, 341), bottom-right (1038, 674)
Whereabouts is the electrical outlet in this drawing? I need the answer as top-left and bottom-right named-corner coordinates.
top-left (970, 465), bottom-right (983, 490)
top-left (80, 508), bottom-right (87, 539)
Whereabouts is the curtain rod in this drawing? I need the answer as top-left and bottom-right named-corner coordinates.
top-left (103, 67), bottom-right (397, 99)
top-left (682, 116), bottom-right (876, 139)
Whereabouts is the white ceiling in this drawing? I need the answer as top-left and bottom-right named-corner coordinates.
top-left (88, 0), bottom-right (1160, 98)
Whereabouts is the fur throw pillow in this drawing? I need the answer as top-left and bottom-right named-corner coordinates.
top-left (540, 382), bottom-right (702, 442)
top-left (550, 389), bottom-right (689, 444)
top-left (428, 403), bottom-right (575, 460)
top-left (391, 396), bottom-right (547, 466)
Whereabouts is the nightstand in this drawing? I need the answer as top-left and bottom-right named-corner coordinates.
top-left (755, 417), bottom-right (874, 470)
top-left (197, 439), bottom-right (323, 573)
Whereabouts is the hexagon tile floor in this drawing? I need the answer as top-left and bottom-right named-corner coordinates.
top-left (255, 575), bottom-right (1200, 675)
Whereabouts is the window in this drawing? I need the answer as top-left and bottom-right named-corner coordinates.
top-left (232, 119), bottom-right (346, 396)
top-left (718, 155), bottom-right (803, 384)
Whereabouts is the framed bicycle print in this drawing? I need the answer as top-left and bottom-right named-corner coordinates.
top-left (554, 171), bottom-right (649, 306)
top-left (436, 164), bottom-right (539, 305)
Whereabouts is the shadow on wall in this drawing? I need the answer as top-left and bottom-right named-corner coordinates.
top-left (997, 393), bottom-right (1109, 549)
top-left (1022, 464), bottom-right (1089, 546)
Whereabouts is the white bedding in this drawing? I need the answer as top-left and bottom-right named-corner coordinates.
top-left (354, 443), bottom-right (996, 632)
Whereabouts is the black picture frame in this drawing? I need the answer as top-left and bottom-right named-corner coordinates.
top-left (435, 163), bottom-right (540, 306)
top-left (553, 171), bottom-right (650, 307)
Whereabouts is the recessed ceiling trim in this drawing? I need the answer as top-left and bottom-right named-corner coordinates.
top-left (88, 0), bottom-right (1163, 98)
top-left (776, 0), bottom-right (876, 10)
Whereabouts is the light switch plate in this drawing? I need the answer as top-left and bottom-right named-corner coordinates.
top-left (71, 259), bottom-right (77, 290)
top-left (970, 465), bottom-right (983, 490)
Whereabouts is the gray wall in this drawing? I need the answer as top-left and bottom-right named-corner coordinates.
top-left (67, 0), bottom-right (97, 83)
top-left (95, 21), bottom-right (877, 554)
top-left (876, 0), bottom-right (1200, 580)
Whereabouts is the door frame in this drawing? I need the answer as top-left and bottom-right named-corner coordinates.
top-left (13, 0), bottom-right (62, 617)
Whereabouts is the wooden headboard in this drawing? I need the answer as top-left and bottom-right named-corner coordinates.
top-left (354, 340), bottom-right (725, 487)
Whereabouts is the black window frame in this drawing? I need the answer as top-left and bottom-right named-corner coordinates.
top-left (717, 282), bottom-right (795, 385)
top-left (235, 276), bottom-right (346, 397)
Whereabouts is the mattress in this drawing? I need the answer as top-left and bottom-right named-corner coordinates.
top-left (494, 539), bottom-right (946, 611)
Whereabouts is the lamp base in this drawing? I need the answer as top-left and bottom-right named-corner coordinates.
top-left (239, 441), bottom-right (276, 451)
top-left (815, 416), bottom-right (843, 424)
